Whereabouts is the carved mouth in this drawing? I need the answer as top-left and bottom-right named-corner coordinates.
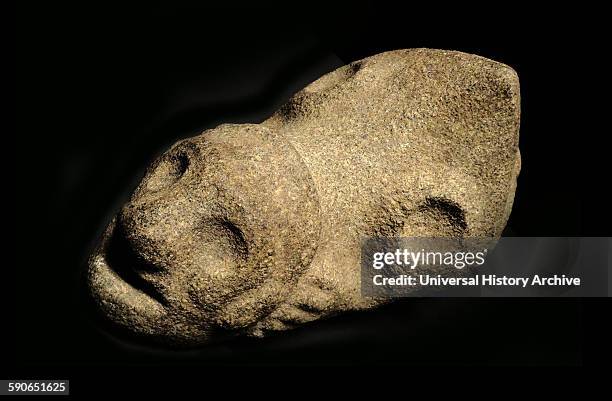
top-left (102, 220), bottom-right (169, 306)
top-left (87, 219), bottom-right (168, 332)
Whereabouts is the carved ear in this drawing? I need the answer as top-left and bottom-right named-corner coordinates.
top-left (403, 50), bottom-right (521, 237)
top-left (441, 55), bottom-right (521, 237)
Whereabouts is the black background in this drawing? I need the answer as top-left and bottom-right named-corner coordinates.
top-left (12, 0), bottom-right (606, 386)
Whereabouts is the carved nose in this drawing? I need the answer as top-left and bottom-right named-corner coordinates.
top-left (118, 153), bottom-right (196, 267)
top-left (117, 197), bottom-right (183, 269)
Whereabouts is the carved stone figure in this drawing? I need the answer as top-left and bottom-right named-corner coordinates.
top-left (88, 49), bottom-right (521, 345)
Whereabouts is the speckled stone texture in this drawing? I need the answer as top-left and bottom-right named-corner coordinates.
top-left (88, 49), bottom-right (521, 346)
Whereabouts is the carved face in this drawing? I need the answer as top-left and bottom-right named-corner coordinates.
top-left (88, 49), bottom-right (520, 345)
top-left (88, 125), bottom-right (321, 344)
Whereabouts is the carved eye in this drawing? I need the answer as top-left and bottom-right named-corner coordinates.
top-left (169, 151), bottom-right (190, 178)
top-left (423, 197), bottom-right (467, 232)
top-left (210, 219), bottom-right (248, 260)
top-left (370, 196), bottom-right (468, 238)
top-left (403, 197), bottom-right (467, 237)
top-left (142, 149), bottom-right (190, 193)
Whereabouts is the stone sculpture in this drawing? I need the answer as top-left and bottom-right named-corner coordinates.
top-left (88, 49), bottom-right (521, 345)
